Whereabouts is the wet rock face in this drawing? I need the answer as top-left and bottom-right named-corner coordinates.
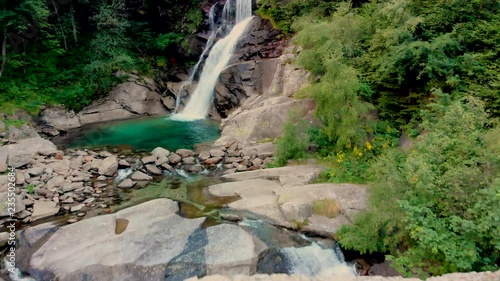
top-left (214, 59), bottom-right (279, 118)
top-left (235, 17), bottom-right (284, 62)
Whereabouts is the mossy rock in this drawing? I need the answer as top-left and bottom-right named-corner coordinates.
top-left (312, 199), bottom-right (340, 218)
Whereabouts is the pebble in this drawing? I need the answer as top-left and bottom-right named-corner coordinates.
top-left (221, 213), bottom-right (242, 222)
top-left (70, 204), bottom-right (84, 212)
top-left (67, 219), bottom-right (78, 224)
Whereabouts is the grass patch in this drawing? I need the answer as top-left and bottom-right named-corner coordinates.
top-left (312, 199), bottom-right (341, 218)
top-left (291, 218), bottom-right (310, 230)
top-left (27, 184), bottom-right (36, 194)
top-left (3, 119), bottom-right (27, 128)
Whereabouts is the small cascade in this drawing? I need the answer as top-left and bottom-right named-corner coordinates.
top-left (281, 243), bottom-right (357, 277)
top-left (115, 168), bottom-right (133, 183)
top-left (176, 169), bottom-right (189, 178)
top-left (222, 0), bottom-right (232, 22)
top-left (235, 0), bottom-right (252, 23)
top-left (172, 0), bottom-right (253, 121)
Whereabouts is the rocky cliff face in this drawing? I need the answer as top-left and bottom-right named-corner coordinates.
top-left (214, 44), bottom-right (312, 147)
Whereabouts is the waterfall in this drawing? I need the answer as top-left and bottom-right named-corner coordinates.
top-left (281, 243), bottom-right (357, 277)
top-left (174, 5), bottom-right (220, 113)
top-left (172, 0), bottom-right (253, 121)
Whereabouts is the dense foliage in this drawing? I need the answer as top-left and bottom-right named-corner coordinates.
top-left (339, 96), bottom-right (500, 277)
top-left (270, 0), bottom-right (500, 276)
top-left (0, 0), bottom-right (204, 113)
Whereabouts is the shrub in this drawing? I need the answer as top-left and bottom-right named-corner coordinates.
top-left (273, 110), bottom-right (310, 166)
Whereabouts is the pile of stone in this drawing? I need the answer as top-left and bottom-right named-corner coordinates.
top-left (120, 140), bottom-right (276, 185)
top-left (0, 137), bottom-right (127, 226)
top-left (0, 136), bottom-right (277, 227)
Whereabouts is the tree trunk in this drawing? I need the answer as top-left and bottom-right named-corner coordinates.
top-left (70, 3), bottom-right (78, 44)
top-left (0, 29), bottom-right (7, 79)
top-left (51, 0), bottom-right (68, 51)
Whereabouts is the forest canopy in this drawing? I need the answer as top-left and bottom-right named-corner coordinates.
top-left (0, 0), bottom-right (204, 113)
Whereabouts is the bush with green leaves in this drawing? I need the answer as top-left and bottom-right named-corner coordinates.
top-left (273, 110), bottom-right (310, 167)
top-left (338, 95), bottom-right (500, 277)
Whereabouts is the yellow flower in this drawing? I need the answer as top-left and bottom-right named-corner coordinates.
top-left (336, 152), bottom-right (345, 163)
top-left (382, 142), bottom-right (389, 149)
top-left (410, 174), bottom-right (418, 183)
top-left (353, 146), bottom-right (363, 158)
top-left (365, 141), bottom-right (373, 150)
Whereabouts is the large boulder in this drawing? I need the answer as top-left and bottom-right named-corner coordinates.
top-left (27, 199), bottom-right (267, 281)
top-left (78, 78), bottom-right (168, 126)
top-left (39, 106), bottom-right (81, 131)
top-left (204, 224), bottom-right (263, 275)
top-left (6, 124), bottom-right (40, 141)
top-left (221, 165), bottom-right (322, 182)
top-left (213, 166), bottom-right (367, 236)
top-left (28, 199), bottom-right (205, 281)
top-left (216, 97), bottom-right (315, 146)
top-left (97, 157), bottom-right (118, 176)
top-left (0, 137), bottom-right (57, 168)
top-left (267, 52), bottom-right (310, 98)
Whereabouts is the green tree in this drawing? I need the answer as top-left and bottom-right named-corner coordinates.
top-left (338, 95), bottom-right (500, 277)
top-left (294, 3), bottom-right (375, 149)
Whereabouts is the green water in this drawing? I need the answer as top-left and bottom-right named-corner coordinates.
top-left (113, 177), bottom-right (239, 227)
top-left (68, 116), bottom-right (220, 152)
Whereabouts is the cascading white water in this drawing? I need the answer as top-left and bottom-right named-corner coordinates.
top-left (174, 5), bottom-right (220, 113)
top-left (281, 243), bottom-right (357, 277)
top-left (172, 0), bottom-right (253, 121)
top-left (235, 0), bottom-right (252, 23)
top-left (222, 0), bottom-right (232, 24)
